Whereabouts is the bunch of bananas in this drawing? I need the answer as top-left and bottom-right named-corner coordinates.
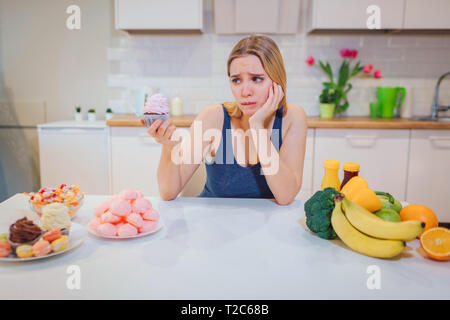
top-left (331, 194), bottom-right (424, 259)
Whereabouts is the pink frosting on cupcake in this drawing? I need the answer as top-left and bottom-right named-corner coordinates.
top-left (142, 93), bottom-right (169, 114)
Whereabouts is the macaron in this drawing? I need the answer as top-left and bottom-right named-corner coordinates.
top-left (0, 242), bottom-right (12, 257)
top-left (51, 235), bottom-right (69, 252)
top-left (43, 229), bottom-right (62, 242)
top-left (32, 240), bottom-right (52, 257)
top-left (126, 213), bottom-right (144, 229)
top-left (101, 211), bottom-right (121, 224)
top-left (94, 201), bottom-right (110, 217)
top-left (117, 223), bottom-right (138, 237)
top-left (15, 244), bottom-right (33, 258)
top-left (0, 233), bottom-right (8, 243)
top-left (140, 220), bottom-right (158, 233)
top-left (97, 223), bottom-right (117, 237)
top-left (141, 208), bottom-right (160, 221)
top-left (110, 199), bottom-right (132, 217)
top-left (132, 198), bottom-right (152, 214)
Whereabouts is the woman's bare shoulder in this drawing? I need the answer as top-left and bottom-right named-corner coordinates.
top-left (286, 103), bottom-right (308, 125)
top-left (193, 104), bottom-right (223, 129)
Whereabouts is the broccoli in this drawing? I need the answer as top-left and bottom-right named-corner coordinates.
top-left (304, 187), bottom-right (339, 239)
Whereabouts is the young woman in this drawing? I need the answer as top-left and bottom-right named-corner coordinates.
top-left (144, 35), bottom-right (308, 205)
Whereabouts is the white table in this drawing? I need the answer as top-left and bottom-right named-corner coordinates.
top-left (0, 194), bottom-right (449, 300)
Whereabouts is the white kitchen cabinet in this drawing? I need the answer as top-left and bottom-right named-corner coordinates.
top-left (312, 129), bottom-right (410, 200)
top-left (214, 0), bottom-right (300, 34)
top-left (37, 122), bottom-right (111, 195)
top-left (403, 0), bottom-right (450, 29)
top-left (111, 127), bottom-right (162, 196)
top-left (115, 0), bottom-right (204, 31)
top-left (110, 127), bottom-right (205, 197)
top-left (308, 0), bottom-right (404, 31)
top-left (406, 130), bottom-right (450, 222)
top-left (296, 129), bottom-right (315, 200)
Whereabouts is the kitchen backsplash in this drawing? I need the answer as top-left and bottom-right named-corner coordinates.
top-left (107, 0), bottom-right (450, 117)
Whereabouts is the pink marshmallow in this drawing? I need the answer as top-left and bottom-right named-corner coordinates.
top-left (117, 223), bottom-right (138, 237)
top-left (141, 208), bottom-right (160, 221)
top-left (115, 222), bottom-right (125, 229)
top-left (101, 211), bottom-right (121, 224)
top-left (97, 223), bottom-right (117, 237)
top-left (126, 213), bottom-right (144, 229)
top-left (120, 189), bottom-right (138, 201)
top-left (94, 201), bottom-right (110, 217)
top-left (132, 197), bottom-right (152, 214)
top-left (107, 195), bottom-right (121, 204)
top-left (88, 217), bottom-right (101, 231)
top-left (140, 220), bottom-right (158, 233)
top-left (110, 198), bottom-right (132, 217)
top-left (136, 190), bottom-right (144, 198)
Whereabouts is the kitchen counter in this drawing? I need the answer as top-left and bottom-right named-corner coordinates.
top-left (1, 193), bottom-right (449, 299)
top-left (107, 114), bottom-right (450, 129)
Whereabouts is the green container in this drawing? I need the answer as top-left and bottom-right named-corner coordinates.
top-left (319, 103), bottom-right (335, 118)
top-left (369, 102), bottom-right (381, 118)
top-left (377, 87), bottom-right (406, 118)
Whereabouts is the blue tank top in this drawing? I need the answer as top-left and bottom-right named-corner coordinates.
top-left (198, 104), bottom-right (283, 198)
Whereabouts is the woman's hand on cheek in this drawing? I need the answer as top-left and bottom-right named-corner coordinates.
top-left (249, 83), bottom-right (284, 127)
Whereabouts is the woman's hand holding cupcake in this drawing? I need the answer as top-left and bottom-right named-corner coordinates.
top-left (141, 117), bottom-right (182, 148)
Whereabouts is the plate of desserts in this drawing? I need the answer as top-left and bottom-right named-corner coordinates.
top-left (0, 203), bottom-right (86, 261)
top-left (87, 189), bottom-right (163, 239)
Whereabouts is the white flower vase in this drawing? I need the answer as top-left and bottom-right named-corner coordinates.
top-left (88, 113), bottom-right (96, 121)
top-left (105, 113), bottom-right (114, 120)
top-left (74, 113), bottom-right (83, 121)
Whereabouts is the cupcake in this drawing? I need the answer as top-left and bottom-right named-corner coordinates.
top-left (39, 203), bottom-right (72, 235)
top-left (142, 93), bottom-right (170, 127)
top-left (8, 217), bottom-right (42, 253)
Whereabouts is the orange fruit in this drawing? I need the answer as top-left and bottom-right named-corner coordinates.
top-left (420, 227), bottom-right (450, 261)
top-left (399, 204), bottom-right (438, 233)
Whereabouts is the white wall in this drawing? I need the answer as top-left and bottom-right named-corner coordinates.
top-left (0, 0), bottom-right (112, 122)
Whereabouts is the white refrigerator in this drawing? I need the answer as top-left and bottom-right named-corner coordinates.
top-left (37, 121), bottom-right (111, 195)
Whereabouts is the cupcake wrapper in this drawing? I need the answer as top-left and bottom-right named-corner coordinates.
top-left (143, 114), bottom-right (170, 127)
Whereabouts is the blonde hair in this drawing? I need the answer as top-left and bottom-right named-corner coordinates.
top-left (225, 35), bottom-right (287, 118)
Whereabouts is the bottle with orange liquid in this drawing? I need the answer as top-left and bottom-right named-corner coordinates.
top-left (321, 160), bottom-right (341, 191)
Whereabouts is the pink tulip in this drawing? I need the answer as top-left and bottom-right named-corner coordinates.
top-left (340, 48), bottom-right (351, 58)
top-left (305, 56), bottom-right (315, 66)
top-left (363, 64), bottom-right (373, 74)
top-left (349, 50), bottom-right (358, 59)
top-left (373, 69), bottom-right (382, 79)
